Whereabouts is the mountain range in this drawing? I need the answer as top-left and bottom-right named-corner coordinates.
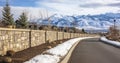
top-left (34, 13), bottom-right (120, 30)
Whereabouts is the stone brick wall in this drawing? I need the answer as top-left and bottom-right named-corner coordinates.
top-left (0, 28), bottom-right (98, 55)
top-left (0, 28), bottom-right (30, 55)
top-left (31, 30), bottom-right (46, 47)
top-left (58, 32), bottom-right (63, 40)
top-left (46, 31), bottom-right (57, 42)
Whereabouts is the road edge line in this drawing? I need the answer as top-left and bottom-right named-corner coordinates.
top-left (60, 40), bottom-right (80, 63)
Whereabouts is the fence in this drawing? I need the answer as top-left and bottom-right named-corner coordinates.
top-left (0, 28), bottom-right (98, 55)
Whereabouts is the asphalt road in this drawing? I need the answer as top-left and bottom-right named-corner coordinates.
top-left (68, 38), bottom-right (120, 63)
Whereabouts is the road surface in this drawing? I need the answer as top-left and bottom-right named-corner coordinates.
top-left (68, 38), bottom-right (120, 63)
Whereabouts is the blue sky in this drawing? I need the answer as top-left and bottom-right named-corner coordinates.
top-left (0, 0), bottom-right (120, 19)
top-left (0, 0), bottom-right (37, 7)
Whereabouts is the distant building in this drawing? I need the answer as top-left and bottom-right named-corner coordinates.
top-left (28, 22), bottom-right (38, 30)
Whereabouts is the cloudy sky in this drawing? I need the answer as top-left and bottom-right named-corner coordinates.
top-left (0, 0), bottom-right (120, 19)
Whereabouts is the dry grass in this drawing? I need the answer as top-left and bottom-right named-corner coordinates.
top-left (10, 39), bottom-right (69, 63)
top-left (106, 26), bottom-right (120, 41)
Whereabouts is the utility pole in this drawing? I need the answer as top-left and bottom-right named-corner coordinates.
top-left (113, 19), bottom-right (117, 38)
top-left (114, 19), bottom-right (116, 29)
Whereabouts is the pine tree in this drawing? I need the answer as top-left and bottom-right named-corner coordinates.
top-left (17, 12), bottom-right (28, 28)
top-left (2, 0), bottom-right (14, 26)
top-left (82, 28), bottom-right (85, 33)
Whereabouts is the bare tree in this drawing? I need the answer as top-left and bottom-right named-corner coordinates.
top-left (107, 26), bottom-right (119, 41)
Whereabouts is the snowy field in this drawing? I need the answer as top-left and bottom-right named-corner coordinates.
top-left (24, 37), bottom-right (93, 63)
top-left (100, 37), bottom-right (120, 47)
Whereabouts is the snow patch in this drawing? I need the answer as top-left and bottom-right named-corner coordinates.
top-left (24, 55), bottom-right (60, 63)
top-left (100, 37), bottom-right (120, 46)
top-left (24, 37), bottom-right (93, 63)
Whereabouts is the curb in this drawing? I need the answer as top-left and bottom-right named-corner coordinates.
top-left (60, 41), bottom-right (80, 63)
top-left (100, 37), bottom-right (120, 48)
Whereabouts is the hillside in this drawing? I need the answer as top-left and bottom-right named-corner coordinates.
top-left (35, 13), bottom-right (120, 31)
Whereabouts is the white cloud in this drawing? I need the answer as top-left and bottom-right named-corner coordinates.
top-left (36, 0), bottom-right (120, 15)
top-left (0, 0), bottom-right (120, 20)
top-left (0, 6), bottom-right (53, 20)
top-left (37, 0), bottom-right (120, 5)
top-left (0, 7), bottom-right (2, 19)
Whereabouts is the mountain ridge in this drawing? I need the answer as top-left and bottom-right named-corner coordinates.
top-left (35, 13), bottom-right (120, 30)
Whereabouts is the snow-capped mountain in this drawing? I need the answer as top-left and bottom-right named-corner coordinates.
top-left (37, 13), bottom-right (120, 30)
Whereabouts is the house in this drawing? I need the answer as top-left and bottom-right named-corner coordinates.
top-left (28, 22), bottom-right (38, 30)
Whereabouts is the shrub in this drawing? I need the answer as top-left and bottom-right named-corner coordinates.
top-left (46, 40), bottom-right (50, 44)
top-left (6, 50), bottom-right (15, 57)
top-left (107, 26), bottom-right (120, 41)
top-left (2, 56), bottom-right (12, 63)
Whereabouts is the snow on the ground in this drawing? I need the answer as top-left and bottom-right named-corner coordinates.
top-left (45, 38), bottom-right (82, 57)
top-left (100, 37), bottom-right (120, 46)
top-left (24, 37), bottom-right (93, 63)
top-left (24, 55), bottom-right (60, 63)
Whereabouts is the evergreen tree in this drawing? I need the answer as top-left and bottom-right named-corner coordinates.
top-left (2, 0), bottom-right (14, 26)
top-left (82, 28), bottom-right (86, 33)
top-left (17, 12), bottom-right (28, 28)
top-left (15, 20), bottom-right (21, 28)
